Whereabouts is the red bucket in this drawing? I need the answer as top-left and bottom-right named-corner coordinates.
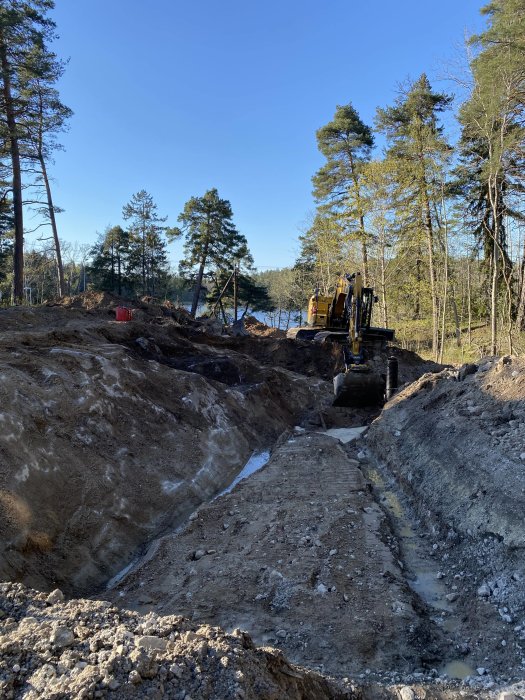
top-left (115, 306), bottom-right (133, 322)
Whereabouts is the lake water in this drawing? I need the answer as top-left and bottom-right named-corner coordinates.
top-left (186, 304), bottom-right (305, 331)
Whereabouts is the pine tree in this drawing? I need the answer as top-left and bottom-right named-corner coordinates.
top-left (376, 75), bottom-right (452, 358)
top-left (123, 190), bottom-right (169, 297)
top-left (175, 188), bottom-right (253, 317)
top-left (22, 44), bottom-right (72, 297)
top-left (312, 104), bottom-right (374, 283)
top-left (0, 164), bottom-right (13, 301)
top-left (89, 226), bottom-right (130, 295)
top-left (0, 0), bottom-right (57, 302)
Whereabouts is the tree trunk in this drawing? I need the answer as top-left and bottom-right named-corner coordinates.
top-left (518, 231), bottom-right (525, 330)
top-left (380, 228), bottom-right (388, 328)
top-left (141, 224), bottom-right (146, 296)
top-left (151, 257), bottom-right (155, 297)
top-left (233, 264), bottom-right (238, 322)
top-left (466, 259), bottom-right (472, 346)
top-left (488, 175), bottom-right (500, 355)
top-left (414, 255), bottom-right (422, 318)
top-left (490, 240), bottom-right (498, 355)
top-left (117, 254), bottom-right (122, 296)
top-left (349, 155), bottom-right (369, 285)
top-left (190, 244), bottom-right (209, 317)
top-left (0, 33), bottom-right (24, 303)
top-left (190, 260), bottom-right (205, 317)
top-left (438, 185), bottom-right (449, 364)
top-left (423, 193), bottom-right (439, 360)
top-left (516, 262), bottom-right (525, 331)
top-left (359, 214), bottom-right (369, 285)
top-left (218, 301), bottom-right (226, 324)
top-left (110, 241), bottom-right (115, 293)
top-left (40, 155), bottom-right (65, 297)
top-left (451, 297), bottom-right (461, 348)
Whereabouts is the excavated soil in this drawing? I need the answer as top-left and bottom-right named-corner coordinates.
top-left (0, 297), bottom-right (331, 595)
top-left (1, 294), bottom-right (525, 699)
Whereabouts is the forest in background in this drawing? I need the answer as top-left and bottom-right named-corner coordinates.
top-left (0, 1), bottom-right (524, 362)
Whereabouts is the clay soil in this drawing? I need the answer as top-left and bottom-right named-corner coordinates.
top-left (0, 294), bottom-right (524, 700)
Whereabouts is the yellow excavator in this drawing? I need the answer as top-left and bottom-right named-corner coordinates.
top-left (332, 272), bottom-right (393, 406)
top-left (287, 273), bottom-right (395, 407)
top-left (286, 275), bottom-right (352, 341)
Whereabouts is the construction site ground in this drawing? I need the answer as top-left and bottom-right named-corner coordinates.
top-left (0, 294), bottom-right (524, 700)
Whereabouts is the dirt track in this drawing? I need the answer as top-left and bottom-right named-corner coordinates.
top-left (1, 295), bottom-right (525, 699)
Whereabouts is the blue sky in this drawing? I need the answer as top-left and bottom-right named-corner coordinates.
top-left (46, 0), bottom-right (486, 270)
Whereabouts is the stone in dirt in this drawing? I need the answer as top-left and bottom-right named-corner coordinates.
top-left (399, 687), bottom-right (415, 700)
top-left (0, 583), bottom-right (349, 700)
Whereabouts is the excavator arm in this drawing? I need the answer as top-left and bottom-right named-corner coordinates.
top-left (333, 273), bottom-right (386, 407)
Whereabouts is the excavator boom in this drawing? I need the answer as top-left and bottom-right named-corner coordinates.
top-left (332, 272), bottom-right (387, 407)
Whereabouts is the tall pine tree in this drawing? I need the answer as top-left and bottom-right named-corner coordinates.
top-left (312, 104), bottom-right (374, 283)
top-left (376, 75), bottom-right (452, 358)
top-left (175, 189), bottom-right (252, 317)
top-left (22, 44), bottom-right (72, 297)
top-left (123, 190), bottom-right (169, 297)
top-left (0, 0), bottom-right (58, 302)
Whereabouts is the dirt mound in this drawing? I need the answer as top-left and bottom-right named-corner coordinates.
top-left (49, 292), bottom-right (198, 327)
top-left (244, 316), bottom-right (286, 338)
top-left (0, 583), bottom-right (349, 700)
top-left (49, 290), bottom-right (123, 311)
top-left (386, 345), bottom-right (445, 384)
top-left (0, 304), bottom-right (329, 595)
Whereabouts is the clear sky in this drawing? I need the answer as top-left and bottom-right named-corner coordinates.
top-left (46, 0), bottom-right (486, 271)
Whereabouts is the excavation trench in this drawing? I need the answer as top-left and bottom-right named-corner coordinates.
top-left (4, 298), bottom-right (525, 699)
top-left (363, 462), bottom-right (475, 680)
top-left (105, 449), bottom-right (272, 591)
top-left (100, 416), bottom-right (449, 683)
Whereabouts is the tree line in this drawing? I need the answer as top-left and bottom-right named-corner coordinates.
top-left (1, 1), bottom-right (524, 352)
top-left (89, 187), bottom-right (273, 318)
top-left (291, 0), bottom-right (525, 359)
top-left (0, 2), bottom-right (271, 316)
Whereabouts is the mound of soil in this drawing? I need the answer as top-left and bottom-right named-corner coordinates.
top-left (50, 290), bottom-right (123, 311)
top-left (0, 583), bottom-right (349, 700)
top-left (244, 316), bottom-right (285, 338)
top-left (0, 302), bottom-right (330, 596)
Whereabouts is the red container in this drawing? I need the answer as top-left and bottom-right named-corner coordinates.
top-left (115, 306), bottom-right (133, 322)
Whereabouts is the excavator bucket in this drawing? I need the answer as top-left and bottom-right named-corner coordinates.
top-left (333, 369), bottom-right (385, 407)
